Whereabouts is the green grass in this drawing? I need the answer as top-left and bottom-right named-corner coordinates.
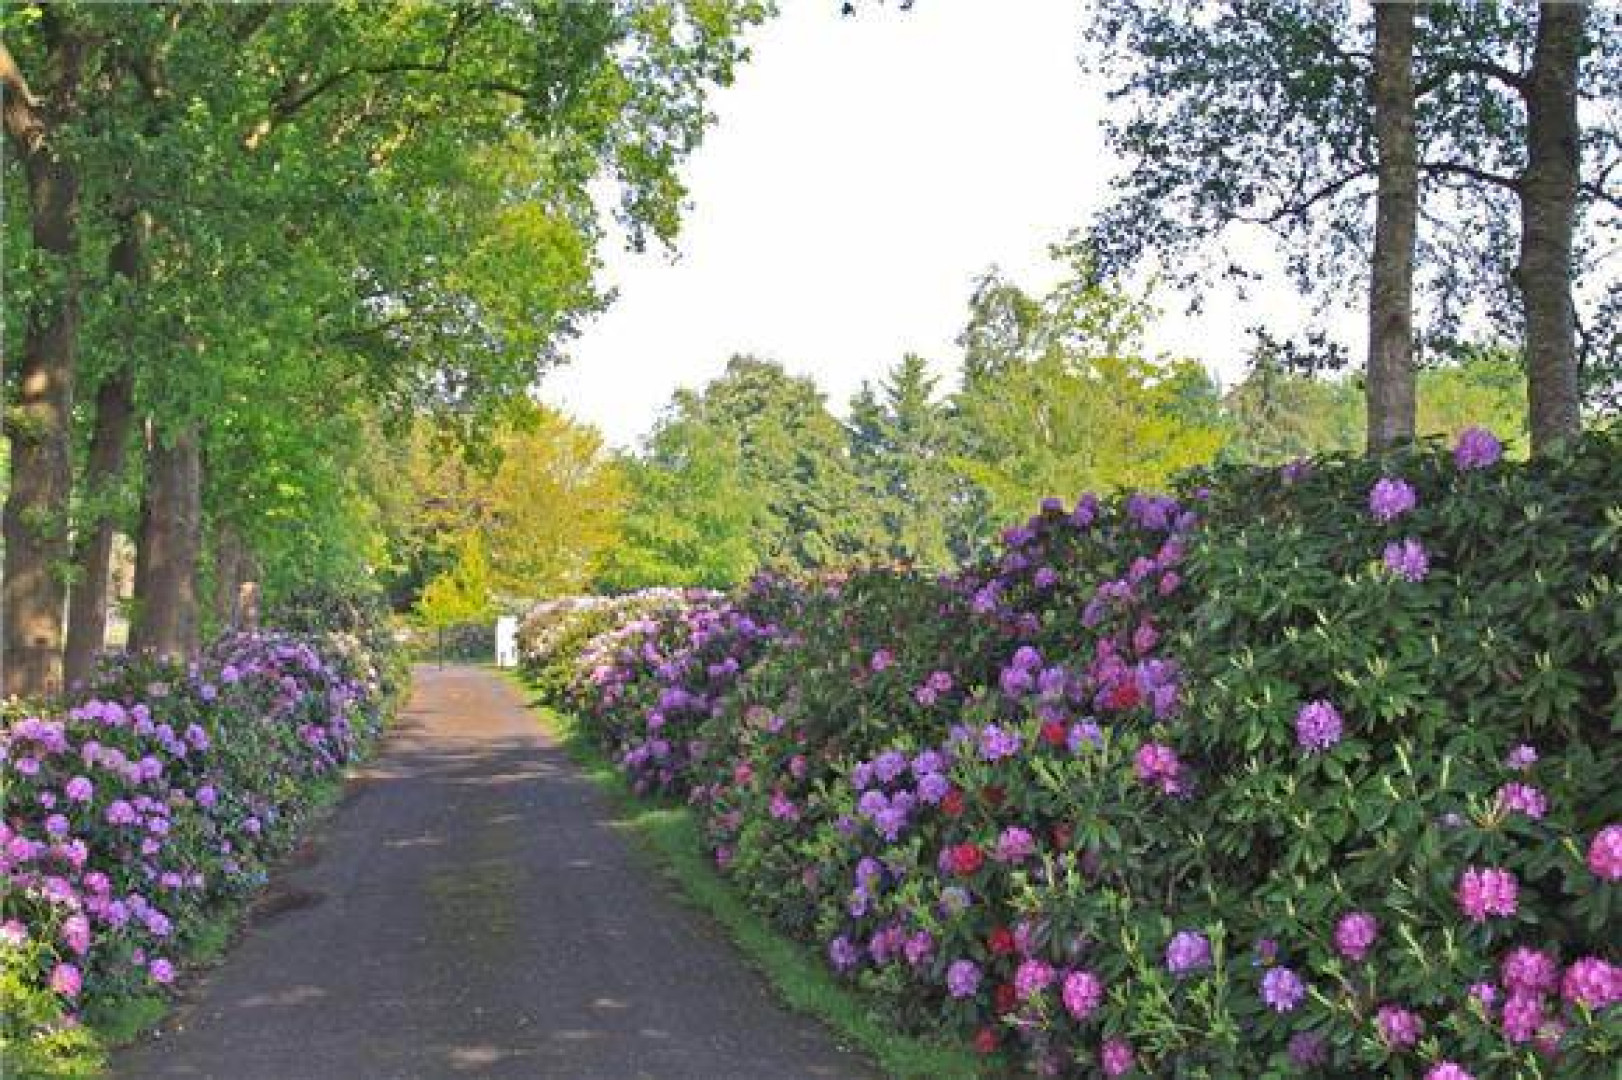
top-left (502, 670), bottom-right (988, 1080)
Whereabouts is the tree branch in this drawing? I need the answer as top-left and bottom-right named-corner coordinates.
top-left (1421, 159), bottom-right (1522, 193)
top-left (1234, 166), bottom-right (1375, 226)
top-left (1416, 56), bottom-right (1528, 98)
top-left (247, 7), bottom-right (484, 149)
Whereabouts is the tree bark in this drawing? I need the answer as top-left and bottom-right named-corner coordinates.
top-left (130, 428), bottom-right (203, 661)
top-left (64, 216), bottom-right (144, 689)
top-left (1519, 2), bottom-right (1584, 453)
top-left (1365, 1), bottom-right (1419, 453)
top-left (2, 33), bottom-right (85, 698)
top-left (211, 523), bottom-right (251, 632)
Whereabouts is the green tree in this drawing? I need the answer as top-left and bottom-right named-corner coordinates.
top-left (847, 354), bottom-right (960, 569)
top-left (595, 416), bottom-right (759, 591)
top-left (950, 271), bottom-right (1226, 529)
top-left (676, 356), bottom-right (882, 573)
top-left (2, 1), bottom-right (768, 692)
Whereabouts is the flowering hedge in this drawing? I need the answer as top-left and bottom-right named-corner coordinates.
top-left (537, 428), bottom-right (1620, 1078)
top-left (516, 588), bottom-right (722, 705)
top-left (1, 631), bottom-right (400, 1073)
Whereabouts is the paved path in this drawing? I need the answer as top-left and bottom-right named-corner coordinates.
top-left (116, 665), bottom-right (873, 1080)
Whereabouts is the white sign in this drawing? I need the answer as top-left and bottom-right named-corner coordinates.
top-left (494, 616), bottom-right (519, 668)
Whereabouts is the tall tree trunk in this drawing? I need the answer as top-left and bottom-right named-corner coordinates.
top-left (64, 215), bottom-right (144, 689)
top-left (1519, 1), bottom-right (1584, 453)
top-left (1365, 1), bottom-right (1419, 453)
top-left (211, 523), bottom-right (249, 632)
top-left (1, 35), bottom-right (84, 698)
top-left (130, 428), bottom-right (203, 661)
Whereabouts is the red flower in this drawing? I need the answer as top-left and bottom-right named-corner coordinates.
top-left (973, 1027), bottom-right (999, 1054)
top-left (989, 926), bottom-right (1017, 955)
top-left (1040, 720), bottom-right (1068, 747)
top-left (982, 784), bottom-right (1007, 808)
top-left (1104, 679), bottom-right (1142, 712)
top-left (941, 787), bottom-right (966, 816)
top-left (948, 842), bottom-right (984, 877)
top-left (994, 982), bottom-right (1018, 1014)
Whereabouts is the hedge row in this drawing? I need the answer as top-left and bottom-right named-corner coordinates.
top-left (1, 631), bottom-right (402, 1075)
top-left (529, 428), bottom-right (1620, 1078)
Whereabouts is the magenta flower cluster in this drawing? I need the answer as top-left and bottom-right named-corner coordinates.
top-left (2, 632), bottom-right (387, 1032)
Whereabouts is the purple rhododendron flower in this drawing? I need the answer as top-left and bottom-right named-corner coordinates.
top-left (1457, 867), bottom-right (1518, 922)
top-left (946, 958), bottom-right (981, 998)
top-left (64, 776), bottom-right (93, 803)
top-left (979, 724), bottom-right (1021, 762)
top-left (1261, 967), bottom-right (1305, 1012)
top-left (1506, 743), bottom-right (1538, 770)
top-left (1369, 477), bottom-right (1417, 521)
top-left (1377, 1004), bottom-right (1423, 1048)
top-left (1287, 1031), bottom-right (1327, 1067)
top-left (1165, 930), bottom-right (1211, 975)
top-left (1454, 426), bottom-right (1503, 470)
top-left (828, 936), bottom-right (859, 971)
top-left (1383, 538), bottom-right (1430, 582)
top-left (1295, 699), bottom-right (1344, 751)
top-left (1335, 911), bottom-right (1378, 962)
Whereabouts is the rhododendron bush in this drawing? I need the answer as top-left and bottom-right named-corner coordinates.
top-left (538, 428), bottom-right (1620, 1078)
top-left (1, 631), bottom-right (398, 1072)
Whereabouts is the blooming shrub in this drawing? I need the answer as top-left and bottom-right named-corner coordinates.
top-left (533, 428), bottom-right (1622, 1077)
top-left (516, 588), bottom-right (720, 705)
top-left (1, 630), bottom-right (397, 1073)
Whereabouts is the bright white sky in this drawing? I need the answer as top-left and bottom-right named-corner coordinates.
top-left (541, 0), bottom-right (1357, 449)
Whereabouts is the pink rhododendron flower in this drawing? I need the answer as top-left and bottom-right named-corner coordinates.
top-left (1426, 1064), bottom-right (1474, 1080)
top-left (1501, 991), bottom-right (1544, 1043)
top-left (1014, 958), bottom-right (1055, 1000)
top-left (1100, 1039), bottom-right (1134, 1076)
top-left (1495, 782), bottom-right (1547, 819)
top-left (1501, 947), bottom-right (1559, 994)
top-left (1457, 866), bottom-right (1517, 922)
top-left (1587, 824), bottom-right (1622, 880)
top-left (1061, 969), bottom-right (1103, 1019)
top-left (1561, 956), bottom-right (1621, 1010)
top-left (1134, 741), bottom-right (1183, 794)
top-left (50, 963), bottom-right (82, 998)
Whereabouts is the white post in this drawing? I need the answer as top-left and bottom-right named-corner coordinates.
top-left (494, 615), bottom-right (519, 668)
